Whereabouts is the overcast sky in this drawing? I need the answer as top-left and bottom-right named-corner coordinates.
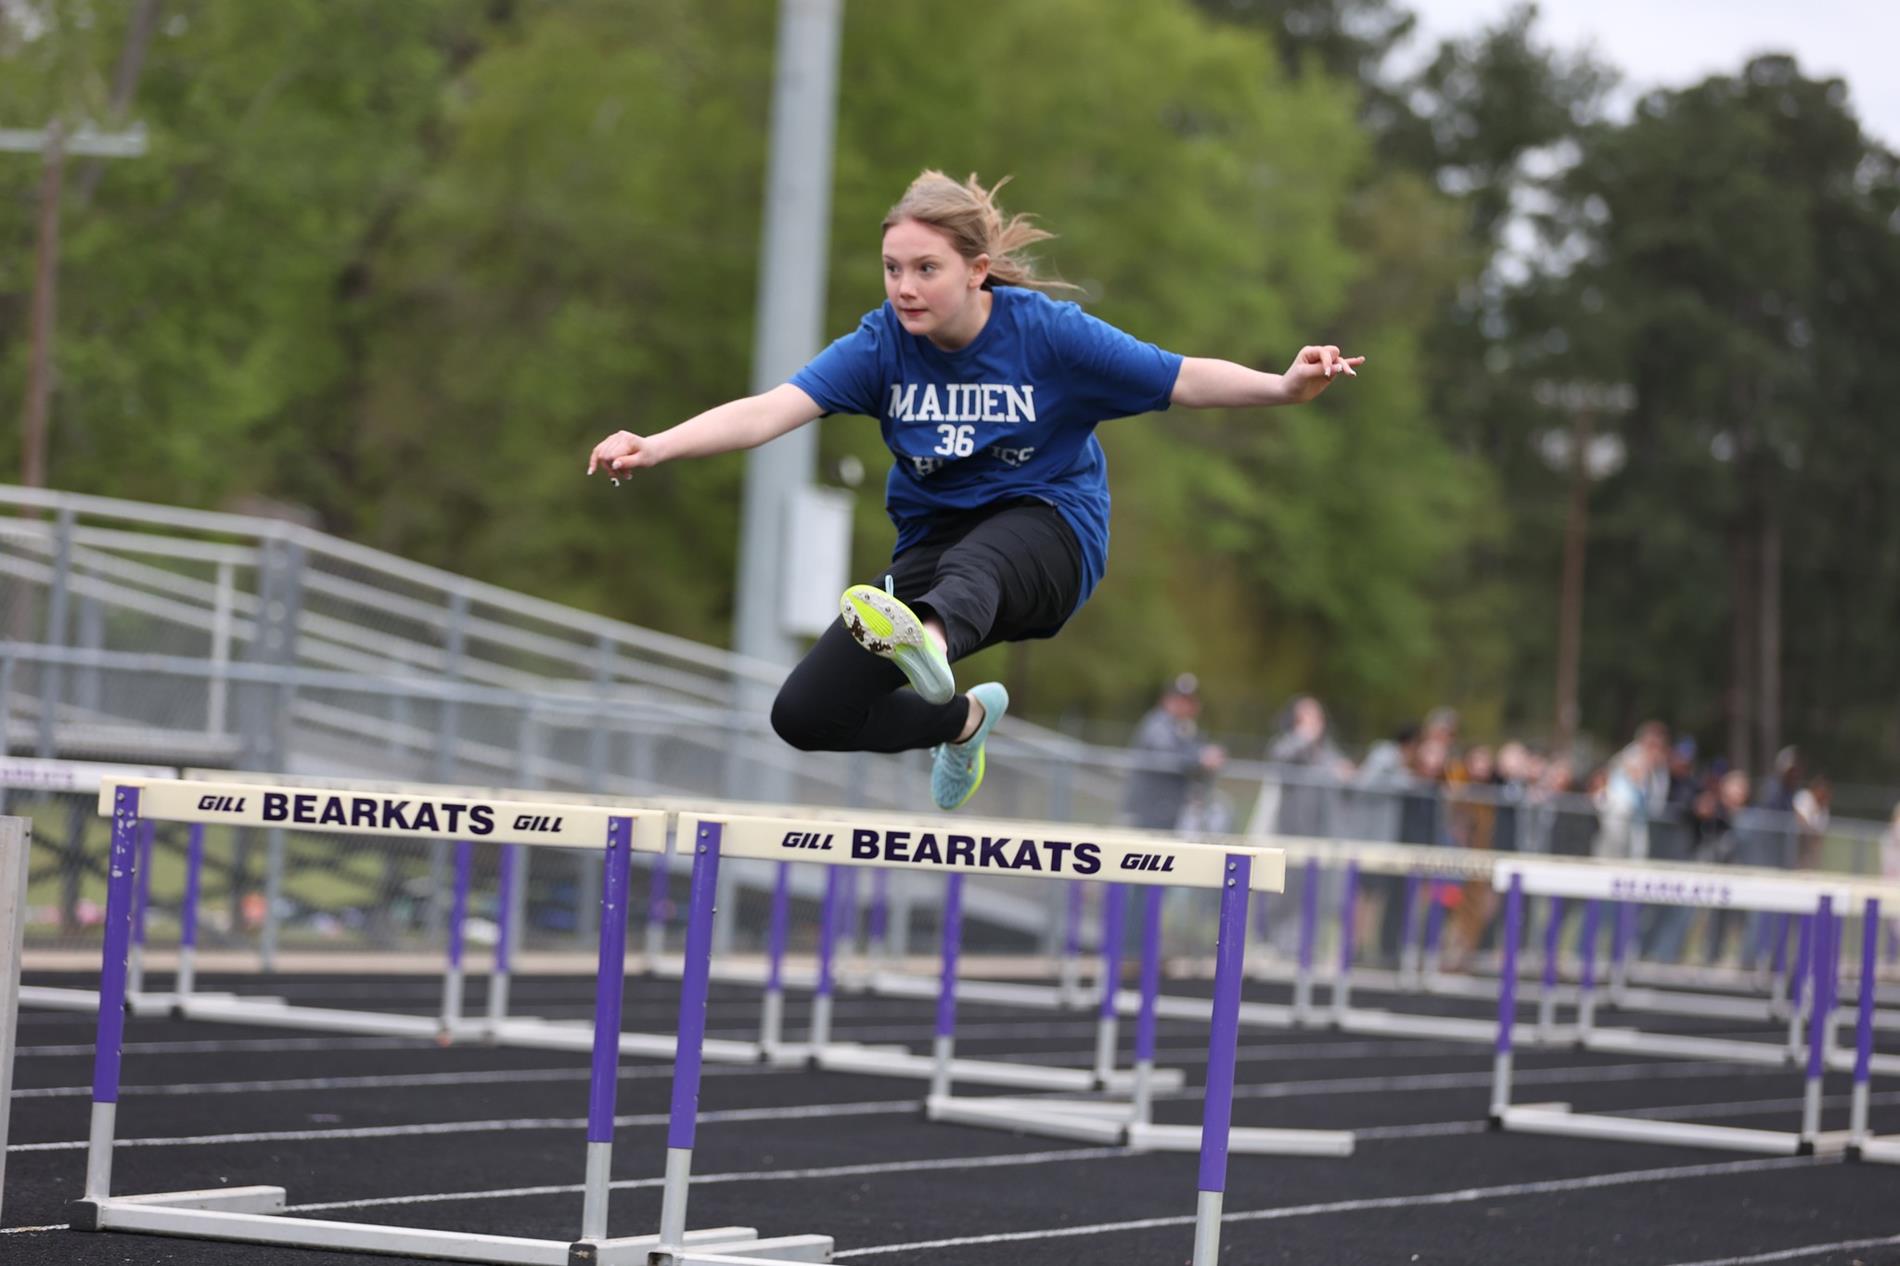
top-left (1402, 0), bottom-right (1898, 151)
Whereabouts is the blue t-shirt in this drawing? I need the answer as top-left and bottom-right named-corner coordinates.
top-left (789, 286), bottom-right (1182, 611)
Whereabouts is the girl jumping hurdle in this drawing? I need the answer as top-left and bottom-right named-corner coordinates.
top-left (588, 171), bottom-right (1362, 812)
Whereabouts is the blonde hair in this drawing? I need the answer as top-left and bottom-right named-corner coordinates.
top-left (882, 170), bottom-right (1075, 292)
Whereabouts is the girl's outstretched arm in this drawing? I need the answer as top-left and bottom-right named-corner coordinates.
top-left (588, 383), bottom-right (825, 477)
top-left (1171, 345), bottom-right (1364, 410)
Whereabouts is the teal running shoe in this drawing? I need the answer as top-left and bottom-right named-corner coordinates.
top-left (840, 577), bottom-right (955, 705)
top-left (932, 682), bottom-right (1008, 812)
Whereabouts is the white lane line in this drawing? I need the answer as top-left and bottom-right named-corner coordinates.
top-left (289, 1145), bottom-right (1133, 1213)
top-left (829, 1155), bottom-right (1827, 1258)
top-left (1661, 1232), bottom-right (1900, 1266)
top-left (0, 1224), bottom-right (65, 1235)
top-left (8, 1097), bottom-right (916, 1153)
top-left (10, 1061), bottom-right (783, 1100)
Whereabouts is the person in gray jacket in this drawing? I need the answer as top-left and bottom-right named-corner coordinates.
top-left (1122, 674), bottom-right (1225, 830)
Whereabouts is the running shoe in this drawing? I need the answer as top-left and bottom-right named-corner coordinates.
top-left (932, 681), bottom-right (1009, 811)
top-left (840, 577), bottom-right (955, 705)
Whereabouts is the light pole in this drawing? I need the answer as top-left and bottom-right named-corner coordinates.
top-left (1, 120), bottom-right (148, 491)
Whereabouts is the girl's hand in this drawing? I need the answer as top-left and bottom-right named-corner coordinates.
top-left (1282, 344), bottom-right (1365, 404)
top-left (587, 430), bottom-right (654, 483)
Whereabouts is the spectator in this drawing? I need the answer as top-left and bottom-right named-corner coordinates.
top-left (1793, 774), bottom-right (1832, 870)
top-left (1595, 726), bottom-right (1664, 861)
top-left (1122, 673), bottom-right (1224, 831)
top-left (1695, 770), bottom-right (1755, 965)
top-left (1757, 746), bottom-right (1804, 870)
top-left (1345, 722), bottom-right (1418, 844)
top-left (1264, 695), bottom-right (1352, 838)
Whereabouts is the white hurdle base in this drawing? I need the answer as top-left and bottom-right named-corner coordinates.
top-left (1854, 1136), bottom-right (1900, 1165)
top-left (1580, 1027), bottom-right (1792, 1067)
top-left (925, 1095), bottom-right (1353, 1156)
top-left (1495, 1105), bottom-right (1823, 1156)
top-left (1337, 1006), bottom-right (1558, 1047)
top-left (644, 1237), bottom-right (835, 1266)
top-left (792, 1042), bottom-right (1184, 1092)
top-left (20, 985), bottom-right (252, 1017)
top-left (1110, 988), bottom-right (1297, 1030)
top-left (75, 1188), bottom-right (795, 1265)
top-left (150, 995), bottom-right (761, 1063)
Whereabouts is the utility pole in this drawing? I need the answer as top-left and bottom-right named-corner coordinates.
top-left (732, 0), bottom-right (844, 669)
top-left (1, 121), bottom-right (149, 491)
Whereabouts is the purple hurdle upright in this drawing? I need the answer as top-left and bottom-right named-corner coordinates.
top-left (1488, 873), bottom-right (1525, 1124)
top-left (1330, 860), bottom-right (1360, 1022)
top-left (807, 867), bottom-right (845, 1056)
top-left (1537, 896), bottom-right (1565, 1037)
top-left (126, 819), bottom-right (155, 997)
top-left (1609, 900), bottom-right (1636, 1003)
top-left (1092, 883), bottom-right (1129, 1085)
top-left (758, 861), bottom-right (793, 1053)
top-left (1058, 880), bottom-right (1087, 1006)
top-left (1191, 849), bottom-right (1254, 1266)
top-left (927, 873), bottom-right (966, 1100)
top-left (1799, 898), bottom-right (1837, 1151)
top-left (1132, 885), bottom-right (1165, 1126)
top-left (1850, 896), bottom-right (1880, 1157)
top-left (1787, 914), bottom-right (1815, 1056)
top-left (80, 784), bottom-right (143, 1206)
top-left (486, 844), bottom-right (519, 1027)
top-left (657, 820), bottom-right (722, 1248)
top-left (174, 824), bottom-right (206, 1005)
top-left (439, 840), bottom-right (474, 1034)
top-left (1397, 870), bottom-right (1423, 986)
top-left (1574, 900), bottom-right (1604, 1037)
top-left (1294, 857), bottom-right (1320, 1022)
top-left (1421, 880), bottom-right (1447, 983)
top-left (579, 817), bottom-right (636, 1241)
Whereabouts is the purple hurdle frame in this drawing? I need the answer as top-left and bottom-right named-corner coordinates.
top-left (1798, 897), bottom-right (1836, 1151)
top-left (1488, 873), bottom-right (1525, 1123)
top-left (81, 784), bottom-right (143, 1205)
top-left (1058, 880), bottom-right (1086, 1006)
top-left (486, 844), bottom-right (519, 1027)
top-left (1537, 896), bottom-right (1565, 1037)
top-left (927, 873), bottom-right (965, 1100)
top-left (439, 840), bottom-right (474, 1033)
top-left (1787, 914), bottom-right (1815, 1056)
top-left (175, 824), bottom-right (205, 1004)
top-left (1850, 896), bottom-right (1880, 1156)
top-left (1608, 900), bottom-right (1635, 1003)
top-left (1397, 870), bottom-right (1423, 986)
top-left (1330, 860), bottom-right (1360, 1021)
top-left (579, 817), bottom-right (637, 1240)
top-left (1131, 885), bottom-right (1165, 1126)
top-left (1092, 884), bottom-right (1129, 1085)
top-left (807, 867), bottom-right (845, 1055)
top-left (758, 861), bottom-right (793, 1052)
top-left (1191, 850), bottom-right (1254, 1266)
top-left (126, 819), bottom-right (155, 997)
top-left (1574, 900), bottom-right (1604, 1037)
top-left (1294, 858), bottom-right (1320, 1021)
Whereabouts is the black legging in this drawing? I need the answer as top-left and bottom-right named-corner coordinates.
top-left (770, 500), bottom-right (1084, 754)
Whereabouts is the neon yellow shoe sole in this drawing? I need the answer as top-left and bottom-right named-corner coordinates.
top-left (840, 582), bottom-right (954, 705)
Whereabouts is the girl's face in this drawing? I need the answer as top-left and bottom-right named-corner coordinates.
top-left (882, 218), bottom-right (988, 344)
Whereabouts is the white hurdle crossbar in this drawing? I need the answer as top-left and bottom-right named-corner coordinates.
top-left (1489, 858), bottom-right (1850, 1156)
top-left (629, 810), bottom-right (1285, 1266)
top-left (70, 777), bottom-right (780, 1264)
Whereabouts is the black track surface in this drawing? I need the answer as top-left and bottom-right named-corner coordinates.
top-left (7, 968), bottom-right (1899, 1265)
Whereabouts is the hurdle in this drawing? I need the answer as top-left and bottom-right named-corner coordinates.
top-left (1489, 857), bottom-right (1850, 1155)
top-left (758, 839), bottom-right (1186, 1094)
top-left (166, 769), bottom-right (761, 1063)
top-left (4, 756), bottom-right (213, 1017)
top-left (71, 776), bottom-right (799, 1263)
top-left (928, 878), bottom-right (1354, 1158)
top-left (1845, 888), bottom-right (1900, 1163)
top-left (611, 808), bottom-right (1284, 1266)
top-left (1, 815), bottom-right (28, 1226)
